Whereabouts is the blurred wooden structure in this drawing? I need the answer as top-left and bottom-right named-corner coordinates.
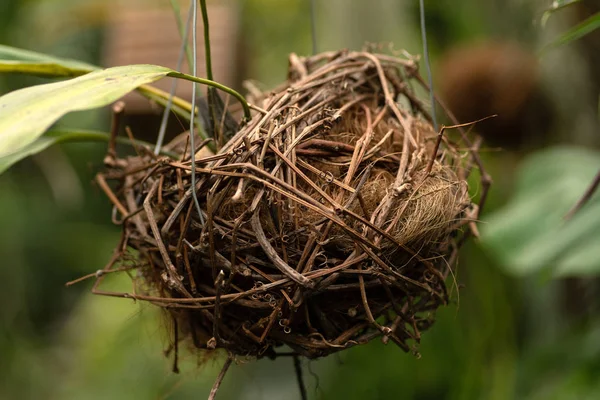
top-left (103, 0), bottom-right (241, 117)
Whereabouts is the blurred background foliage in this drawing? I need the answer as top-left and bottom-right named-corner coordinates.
top-left (0, 0), bottom-right (599, 399)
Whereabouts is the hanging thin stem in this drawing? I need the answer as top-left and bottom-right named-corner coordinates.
top-left (190, 0), bottom-right (205, 226)
top-left (310, 0), bottom-right (318, 55)
top-left (293, 355), bottom-right (308, 400)
top-left (154, 0), bottom-right (194, 155)
top-left (565, 168), bottom-right (600, 220)
top-left (45, 129), bottom-right (177, 158)
top-left (169, 0), bottom-right (195, 71)
top-left (208, 357), bottom-right (233, 400)
top-left (419, 0), bottom-right (438, 131)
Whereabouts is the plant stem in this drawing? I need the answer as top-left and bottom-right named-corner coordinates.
top-left (310, 0), bottom-right (318, 55)
top-left (200, 0), bottom-right (225, 147)
top-left (565, 168), bottom-right (600, 220)
top-left (293, 355), bottom-right (307, 400)
top-left (190, 0), bottom-right (205, 226)
top-left (137, 85), bottom-right (192, 114)
top-left (199, 0), bottom-right (213, 82)
top-left (46, 129), bottom-right (178, 158)
top-left (155, 0), bottom-right (195, 155)
top-left (208, 357), bottom-right (233, 400)
top-left (169, 0), bottom-right (195, 71)
top-left (167, 71), bottom-right (251, 121)
top-left (419, 0), bottom-right (438, 132)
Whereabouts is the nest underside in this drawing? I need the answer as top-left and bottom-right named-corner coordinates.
top-left (98, 50), bottom-right (478, 360)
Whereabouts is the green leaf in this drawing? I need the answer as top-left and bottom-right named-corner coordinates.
top-left (0, 45), bottom-right (249, 125)
top-left (541, 0), bottom-right (581, 27)
top-left (541, 11), bottom-right (600, 52)
top-left (0, 64), bottom-right (172, 157)
top-left (0, 60), bottom-right (93, 78)
top-left (480, 147), bottom-right (600, 277)
top-left (0, 45), bottom-right (248, 165)
top-left (0, 129), bottom-right (177, 174)
top-left (0, 45), bottom-right (194, 121)
top-left (0, 44), bottom-right (98, 71)
top-left (0, 135), bottom-right (57, 174)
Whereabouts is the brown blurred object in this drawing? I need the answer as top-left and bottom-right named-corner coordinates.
top-left (103, 0), bottom-right (242, 141)
top-left (437, 41), bottom-right (553, 150)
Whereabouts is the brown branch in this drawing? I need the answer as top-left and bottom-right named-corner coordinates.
top-left (565, 168), bottom-right (600, 221)
top-left (293, 355), bottom-right (308, 400)
top-left (208, 357), bottom-right (233, 400)
top-left (251, 210), bottom-right (314, 288)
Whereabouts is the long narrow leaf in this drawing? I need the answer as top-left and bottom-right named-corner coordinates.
top-left (0, 45), bottom-right (194, 118)
top-left (0, 135), bottom-right (57, 174)
top-left (0, 46), bottom-right (249, 168)
top-left (0, 60), bottom-right (93, 78)
top-left (0, 129), bottom-right (176, 174)
top-left (0, 64), bottom-right (171, 157)
top-left (541, 11), bottom-right (600, 53)
top-left (0, 44), bottom-right (98, 70)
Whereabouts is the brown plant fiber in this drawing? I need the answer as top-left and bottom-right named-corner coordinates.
top-left (94, 50), bottom-right (483, 361)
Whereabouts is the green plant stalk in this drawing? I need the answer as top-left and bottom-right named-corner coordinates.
top-left (0, 129), bottom-right (178, 174)
top-left (310, 0), bottom-right (318, 54)
top-left (0, 44), bottom-right (249, 120)
top-left (167, 71), bottom-right (251, 121)
top-left (0, 60), bottom-right (249, 126)
top-left (189, 0), bottom-right (205, 226)
top-left (0, 46), bottom-right (250, 149)
top-left (157, 0), bottom-right (205, 155)
top-left (199, 0), bottom-right (222, 148)
top-left (0, 62), bottom-right (91, 77)
top-left (199, 0), bottom-right (214, 82)
top-left (0, 58), bottom-right (195, 121)
top-left (419, 0), bottom-right (438, 132)
top-left (167, 0), bottom-right (205, 105)
top-left (169, 0), bottom-right (195, 72)
top-left (45, 129), bottom-right (178, 158)
top-left (137, 85), bottom-right (193, 119)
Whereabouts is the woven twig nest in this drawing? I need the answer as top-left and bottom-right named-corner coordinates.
top-left (97, 50), bottom-right (481, 361)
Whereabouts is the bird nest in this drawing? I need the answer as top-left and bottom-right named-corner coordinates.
top-left (92, 50), bottom-right (485, 362)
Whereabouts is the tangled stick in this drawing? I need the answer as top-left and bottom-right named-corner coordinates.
top-left (84, 51), bottom-right (488, 370)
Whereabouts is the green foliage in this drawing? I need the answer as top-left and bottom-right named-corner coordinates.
top-left (518, 319), bottom-right (600, 400)
top-left (481, 147), bottom-right (600, 277)
top-left (0, 45), bottom-right (195, 129)
top-left (0, 44), bottom-right (97, 72)
top-left (0, 129), bottom-right (176, 174)
top-left (542, 11), bottom-right (600, 52)
top-left (0, 134), bottom-right (58, 175)
top-left (168, 0), bottom-right (194, 70)
top-left (0, 43), bottom-right (250, 169)
top-left (0, 64), bottom-right (172, 157)
top-left (0, 60), bottom-right (92, 78)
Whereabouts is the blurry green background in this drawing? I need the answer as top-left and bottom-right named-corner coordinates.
top-left (1, 0), bottom-right (599, 399)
